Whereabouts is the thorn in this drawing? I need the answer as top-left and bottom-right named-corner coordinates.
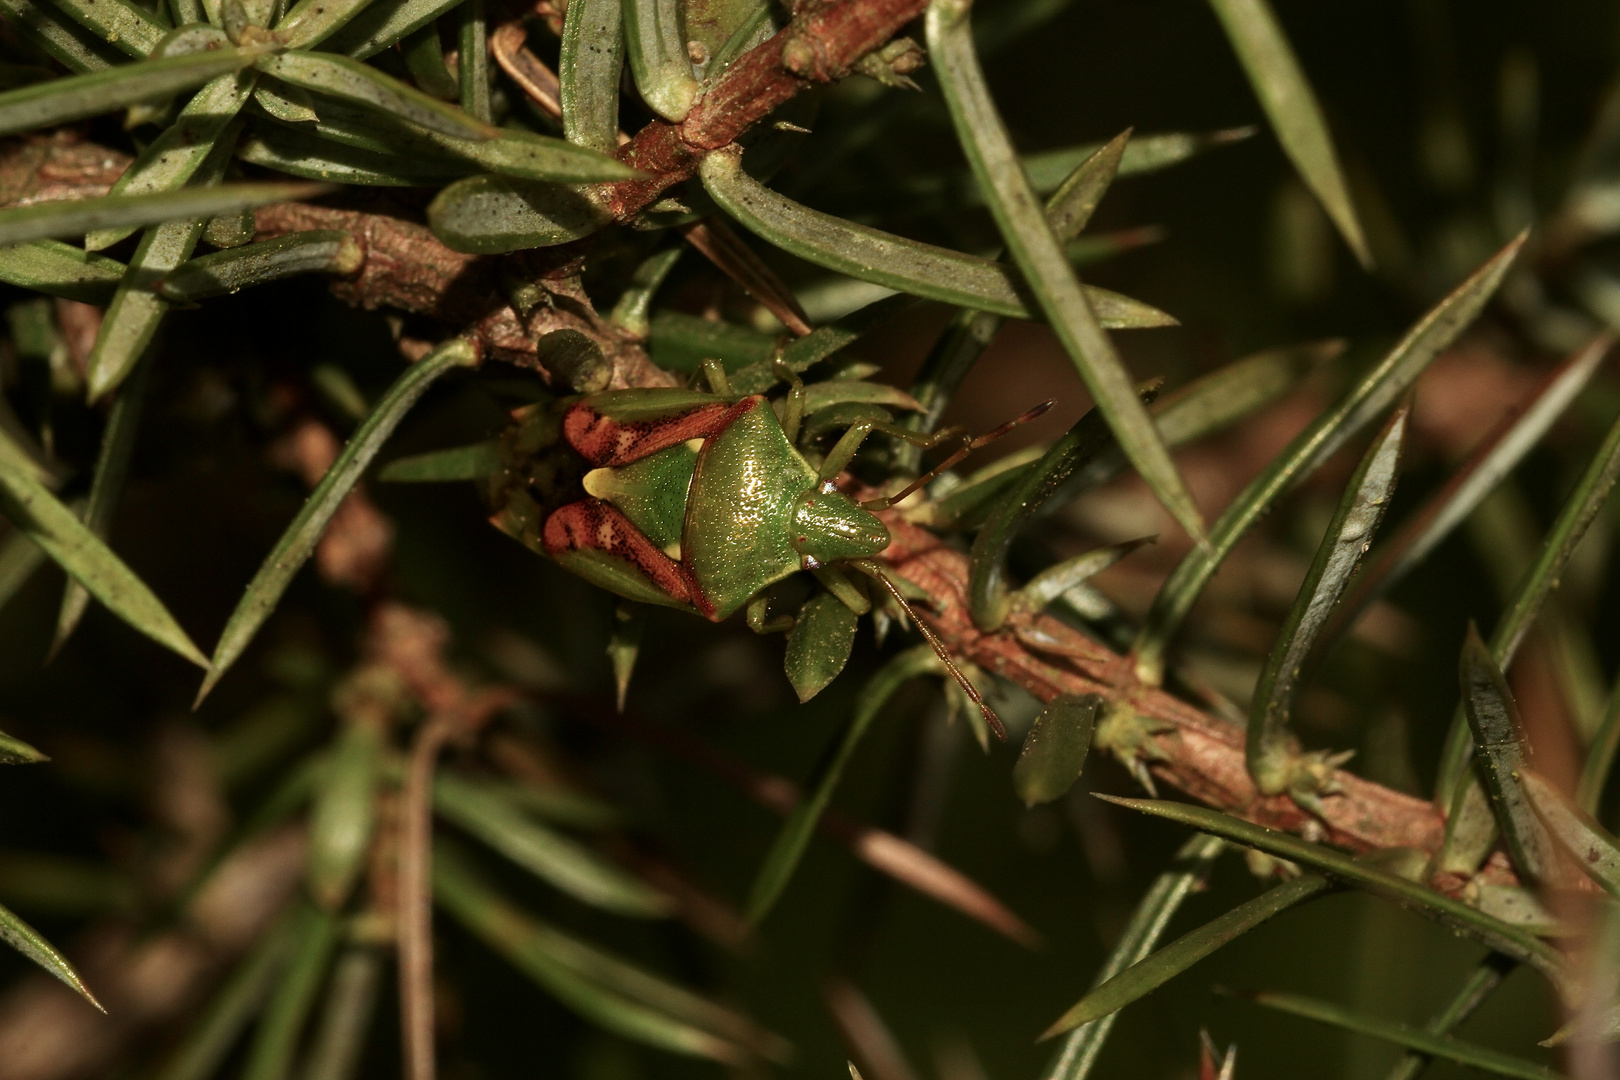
top-left (1129, 757), bottom-right (1159, 797)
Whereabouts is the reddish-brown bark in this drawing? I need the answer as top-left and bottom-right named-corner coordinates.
top-left (877, 515), bottom-right (1453, 861)
top-left (249, 198), bottom-right (677, 389)
top-left (594, 0), bottom-right (930, 220)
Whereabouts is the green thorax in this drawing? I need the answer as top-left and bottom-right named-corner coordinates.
top-left (683, 397), bottom-right (818, 620)
top-left (580, 394), bottom-right (892, 622)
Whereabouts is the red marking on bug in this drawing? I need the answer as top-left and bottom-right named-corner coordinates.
top-left (563, 398), bottom-right (747, 467)
top-left (544, 499), bottom-right (702, 608)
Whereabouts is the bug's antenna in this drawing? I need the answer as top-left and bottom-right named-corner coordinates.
top-left (852, 559), bottom-right (1005, 741)
top-left (861, 401), bottom-right (1054, 512)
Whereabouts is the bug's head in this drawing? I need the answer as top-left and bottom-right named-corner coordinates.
top-left (791, 486), bottom-right (890, 568)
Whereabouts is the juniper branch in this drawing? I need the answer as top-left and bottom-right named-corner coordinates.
top-left (877, 515), bottom-right (1463, 874)
top-left (0, 0), bottom-right (1472, 871)
top-left (0, 131), bottom-right (1485, 885)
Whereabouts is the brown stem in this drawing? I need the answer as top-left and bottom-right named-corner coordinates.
top-left (370, 600), bottom-right (522, 1080)
top-left (489, 20), bottom-right (562, 120)
top-left (398, 715), bottom-right (455, 1080)
top-left (0, 134), bottom-right (675, 389)
top-left (592, 0), bottom-right (930, 222)
top-left (252, 197), bottom-right (679, 389)
top-left (877, 516), bottom-right (1456, 866)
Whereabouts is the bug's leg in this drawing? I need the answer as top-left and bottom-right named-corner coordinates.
top-left (746, 594), bottom-right (794, 634)
top-left (817, 419), bottom-right (966, 483)
top-left (850, 559), bottom-right (1005, 741)
top-left (700, 358), bottom-right (733, 398)
top-left (773, 358), bottom-right (805, 445)
top-left (817, 420), bottom-right (876, 482)
top-left (859, 401), bottom-right (1054, 510)
top-left (812, 565), bottom-right (870, 614)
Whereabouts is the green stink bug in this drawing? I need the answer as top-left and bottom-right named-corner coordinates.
top-left (490, 362), bottom-right (1046, 735)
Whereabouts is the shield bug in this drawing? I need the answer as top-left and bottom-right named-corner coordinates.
top-left (486, 361), bottom-right (1047, 736)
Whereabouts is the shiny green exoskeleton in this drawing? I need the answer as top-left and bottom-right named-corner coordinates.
top-left (541, 374), bottom-right (915, 621)
top-left (490, 362), bottom-right (1036, 725)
